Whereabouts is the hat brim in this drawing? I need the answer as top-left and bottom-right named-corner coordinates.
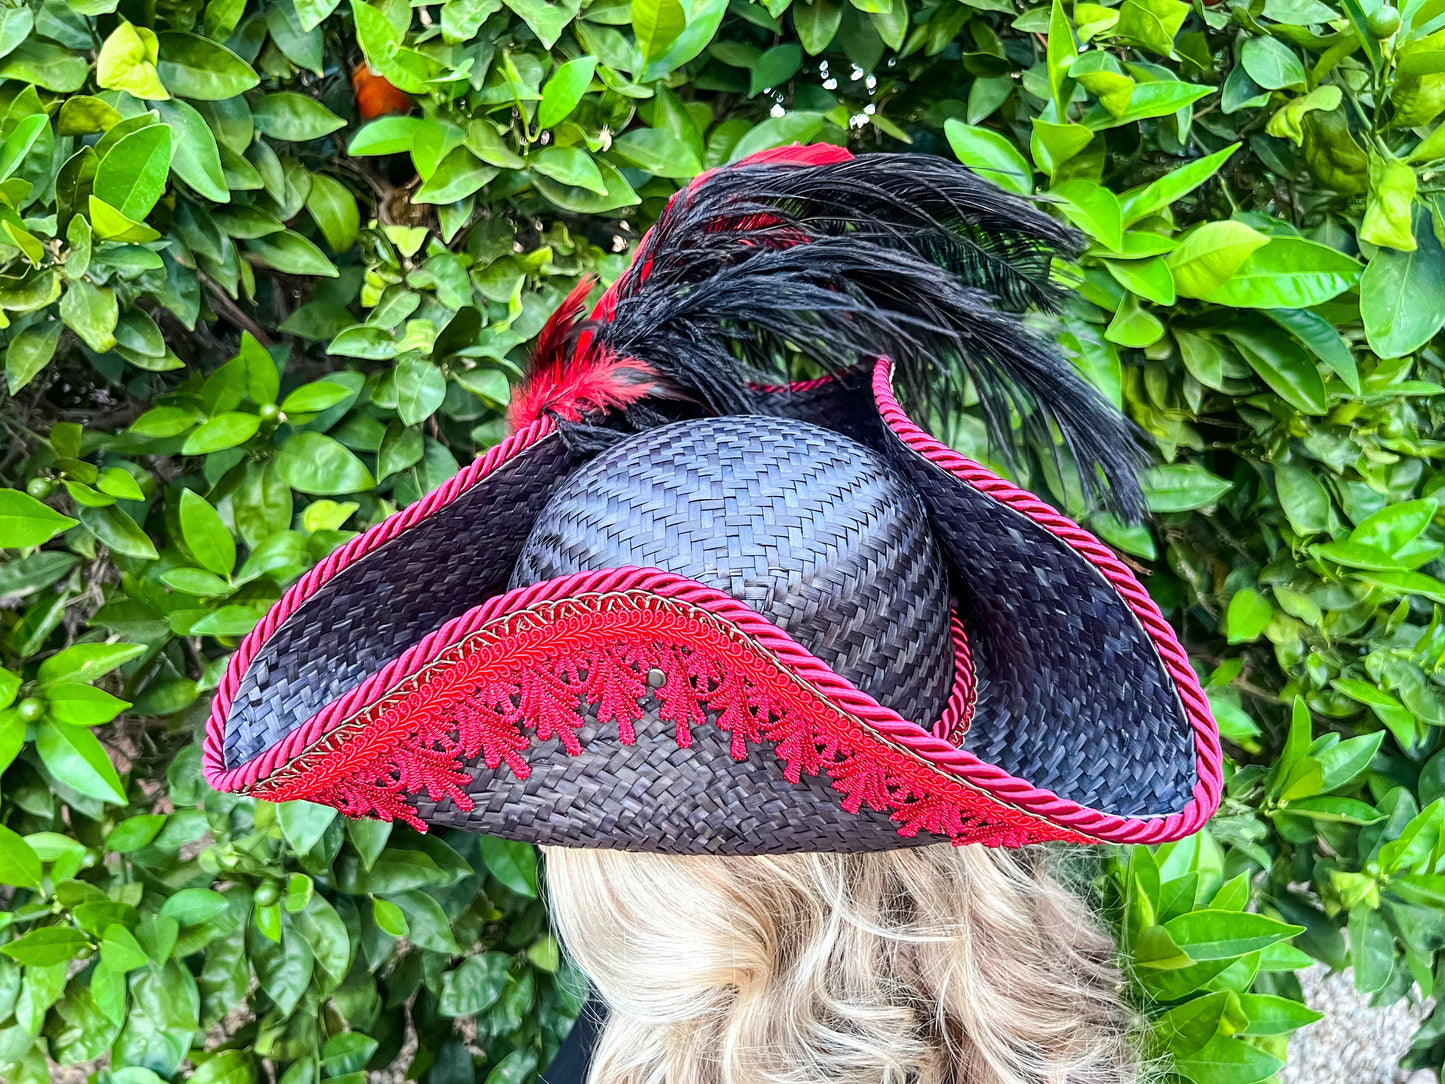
top-left (205, 363), bottom-right (1221, 849)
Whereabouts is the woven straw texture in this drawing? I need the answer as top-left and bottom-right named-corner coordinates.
top-left (412, 699), bottom-right (940, 853)
top-left (223, 437), bottom-right (584, 770)
top-left (509, 415), bottom-right (956, 725)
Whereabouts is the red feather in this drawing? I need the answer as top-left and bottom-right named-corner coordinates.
top-left (509, 144), bottom-right (856, 433)
top-left (509, 277), bottom-right (662, 430)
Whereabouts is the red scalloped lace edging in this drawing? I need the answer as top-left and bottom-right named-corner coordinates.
top-left (254, 592), bottom-right (1069, 848)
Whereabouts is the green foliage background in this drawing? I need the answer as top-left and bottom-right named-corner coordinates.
top-left (1, 0), bottom-right (1444, 1078)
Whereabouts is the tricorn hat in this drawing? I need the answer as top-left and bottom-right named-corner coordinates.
top-left (203, 145), bottom-right (1221, 854)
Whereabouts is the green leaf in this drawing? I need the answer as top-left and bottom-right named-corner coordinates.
top-left (0, 927), bottom-right (89, 966)
top-left (1266, 84), bottom-right (1342, 145)
top-left (268, 0), bottom-right (323, 74)
top-left (413, 148), bottom-right (498, 204)
top-left (1029, 118), bottom-right (1093, 176)
top-left (160, 887), bottom-right (229, 926)
top-left (371, 896), bottom-right (408, 936)
top-left (611, 128), bottom-right (704, 178)
top-left (45, 683), bottom-right (129, 726)
top-left (1352, 507), bottom-right (1433, 561)
top-left (1199, 237), bottom-right (1362, 308)
top-left (1241, 36), bottom-right (1307, 90)
top-left (504, 0), bottom-right (582, 48)
top-left (280, 381), bottom-right (354, 415)
top-left (1334, 678), bottom-right (1418, 746)
top-left (0, 6), bottom-right (33, 62)
top-left (1226, 587), bottom-right (1273, 643)
top-left (1360, 204), bottom-right (1445, 359)
top-left (530, 145), bottom-right (608, 194)
top-left (394, 357), bottom-right (448, 426)
top-left (1272, 463), bottom-right (1331, 535)
top-left (38, 643), bottom-right (144, 687)
top-left (94, 124), bottom-right (173, 222)
top-left (750, 43), bottom-right (803, 96)
top-left (479, 835), bottom-right (539, 896)
top-left (1262, 307), bottom-right (1359, 393)
top-left (1115, 0), bottom-right (1188, 55)
top-left (1360, 157), bottom-right (1418, 252)
top-left (538, 56), bottom-right (597, 128)
top-left (181, 412), bottom-right (261, 455)
top-left (153, 99), bottom-right (229, 204)
top-left (323, 1033), bottom-right (379, 1076)
top-left (179, 489), bottom-right (236, 576)
top-left (275, 432), bottom-right (375, 495)
top-left (277, 801), bottom-right (338, 854)
top-left (633, 0), bottom-right (687, 61)
top-left (1173, 1034), bottom-right (1283, 1084)
top-left (0, 114), bottom-right (47, 183)
top-left (1104, 292), bottom-right (1164, 347)
top-left (1119, 143), bottom-right (1239, 226)
top-left (1082, 81), bottom-right (1212, 129)
top-left (296, 0), bottom-right (343, 29)
top-left (60, 280), bottom-right (119, 353)
top-left (1168, 222), bottom-right (1270, 298)
top-left (89, 195), bottom-right (163, 243)
top-left (106, 814), bottom-right (166, 853)
top-left (1162, 910), bottom-right (1303, 960)
top-left (6, 320), bottom-right (62, 394)
top-left (438, 952), bottom-right (510, 1015)
top-left (1103, 257), bottom-right (1175, 305)
top-left (349, 116), bottom-right (423, 156)
top-left (795, 0), bottom-right (843, 54)
top-left (36, 720), bottom-right (127, 803)
top-left (1051, 180), bottom-right (1122, 249)
top-left (97, 22), bottom-right (168, 100)
top-left (305, 174), bottom-right (359, 252)
top-left (0, 488), bottom-right (77, 547)
top-left (729, 112), bottom-right (827, 162)
top-left (253, 94), bottom-right (346, 142)
top-left (1283, 795), bottom-right (1384, 823)
top-left (944, 119), bottom-right (1031, 196)
top-left (246, 232), bottom-right (339, 277)
top-left (1046, 0), bottom-right (1077, 118)
top-left (0, 40), bottom-right (88, 92)
top-left (1398, 26), bottom-right (1445, 76)
top-left (1350, 905), bottom-right (1395, 994)
top-left (0, 825), bottom-right (41, 889)
top-left (76, 505), bottom-right (159, 560)
top-left (156, 32), bottom-right (260, 99)
top-left (1144, 463), bottom-right (1233, 512)
top-left (1224, 324), bottom-right (1328, 414)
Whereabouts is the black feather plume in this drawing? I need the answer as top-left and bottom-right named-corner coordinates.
top-left (586, 152), bottom-right (1147, 520)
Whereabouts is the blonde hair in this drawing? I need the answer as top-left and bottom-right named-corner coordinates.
top-left (543, 843), bottom-right (1141, 1084)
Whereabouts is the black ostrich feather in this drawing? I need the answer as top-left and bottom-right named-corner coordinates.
top-left (527, 151), bottom-right (1147, 519)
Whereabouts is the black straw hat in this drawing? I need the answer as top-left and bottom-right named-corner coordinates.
top-left (204, 145), bottom-right (1221, 854)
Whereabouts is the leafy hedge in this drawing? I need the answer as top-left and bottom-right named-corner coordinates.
top-left (2, 0), bottom-right (1444, 1079)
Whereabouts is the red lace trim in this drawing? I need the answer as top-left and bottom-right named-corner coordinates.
top-left (253, 591), bottom-right (1071, 847)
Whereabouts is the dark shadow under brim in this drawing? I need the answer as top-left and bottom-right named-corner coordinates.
top-left (204, 362), bottom-right (1221, 848)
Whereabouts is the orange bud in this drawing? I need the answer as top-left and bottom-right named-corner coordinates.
top-left (352, 62), bottom-right (412, 120)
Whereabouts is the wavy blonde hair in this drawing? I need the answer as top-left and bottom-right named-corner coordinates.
top-left (543, 843), bottom-right (1140, 1084)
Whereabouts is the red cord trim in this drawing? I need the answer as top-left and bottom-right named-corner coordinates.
top-left (870, 359), bottom-right (1223, 842)
top-left (250, 590), bottom-right (1065, 847)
